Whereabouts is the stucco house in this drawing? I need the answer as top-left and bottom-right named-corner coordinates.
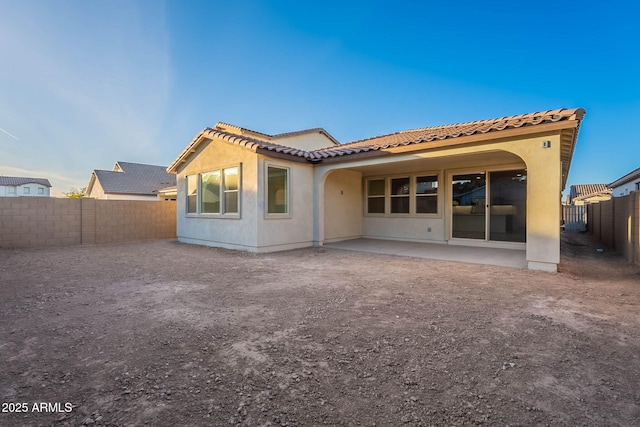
top-left (566, 184), bottom-right (612, 205)
top-left (609, 166), bottom-right (640, 197)
top-left (85, 161), bottom-right (176, 200)
top-left (167, 108), bottom-right (586, 272)
top-left (0, 176), bottom-right (51, 197)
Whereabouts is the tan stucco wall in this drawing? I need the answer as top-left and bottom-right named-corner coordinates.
top-left (175, 139), bottom-right (259, 250)
top-left (256, 156), bottom-right (315, 251)
top-left (87, 179), bottom-right (106, 199)
top-left (323, 169), bottom-right (362, 242)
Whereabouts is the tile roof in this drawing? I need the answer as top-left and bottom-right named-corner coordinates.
top-left (0, 176), bottom-right (52, 187)
top-left (167, 108), bottom-right (585, 173)
top-left (609, 166), bottom-right (640, 188)
top-left (312, 108), bottom-right (585, 158)
top-left (90, 162), bottom-right (176, 196)
top-left (213, 122), bottom-right (340, 146)
top-left (569, 184), bottom-right (612, 201)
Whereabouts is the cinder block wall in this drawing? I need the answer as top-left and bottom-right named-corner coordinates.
top-left (0, 197), bottom-right (176, 249)
top-left (588, 192), bottom-right (640, 267)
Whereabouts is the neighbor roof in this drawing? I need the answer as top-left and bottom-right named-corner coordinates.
top-left (0, 176), bottom-right (52, 187)
top-left (167, 108), bottom-right (585, 179)
top-left (569, 184), bottom-right (612, 201)
top-left (87, 162), bottom-right (176, 196)
top-left (609, 166), bottom-right (640, 188)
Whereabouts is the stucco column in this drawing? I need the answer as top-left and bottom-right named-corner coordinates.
top-left (514, 135), bottom-right (562, 271)
top-left (312, 166), bottom-right (326, 246)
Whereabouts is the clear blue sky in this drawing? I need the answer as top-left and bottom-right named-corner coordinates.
top-left (1, 0), bottom-right (638, 196)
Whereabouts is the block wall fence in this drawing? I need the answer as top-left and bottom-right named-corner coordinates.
top-left (0, 197), bottom-right (176, 249)
top-left (587, 192), bottom-right (640, 266)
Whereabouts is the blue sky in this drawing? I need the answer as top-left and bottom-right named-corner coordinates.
top-left (1, 0), bottom-right (638, 196)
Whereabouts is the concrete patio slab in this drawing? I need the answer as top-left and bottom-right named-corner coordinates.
top-left (325, 238), bottom-right (528, 269)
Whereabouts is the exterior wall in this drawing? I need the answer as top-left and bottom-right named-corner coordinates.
top-left (611, 179), bottom-right (640, 197)
top-left (273, 133), bottom-right (336, 151)
top-left (588, 192), bottom-right (640, 266)
top-left (573, 195), bottom-right (611, 205)
top-left (0, 184), bottom-right (50, 197)
top-left (323, 169), bottom-right (362, 243)
top-left (87, 180), bottom-right (158, 200)
top-left (175, 139), bottom-right (259, 251)
top-left (256, 156), bottom-right (316, 251)
top-left (0, 197), bottom-right (175, 248)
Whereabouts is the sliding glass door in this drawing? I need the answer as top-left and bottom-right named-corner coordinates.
top-left (451, 169), bottom-right (526, 243)
top-left (452, 173), bottom-right (486, 239)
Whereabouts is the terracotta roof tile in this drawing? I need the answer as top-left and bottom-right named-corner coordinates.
top-left (167, 108), bottom-right (585, 173)
top-left (312, 108), bottom-right (585, 159)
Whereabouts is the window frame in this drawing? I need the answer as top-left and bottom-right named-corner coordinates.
top-left (38, 187), bottom-right (44, 194)
top-left (8, 186), bottom-right (16, 194)
top-left (184, 163), bottom-right (242, 218)
top-left (364, 172), bottom-right (440, 217)
top-left (265, 163), bottom-right (291, 219)
top-left (23, 187), bottom-right (30, 194)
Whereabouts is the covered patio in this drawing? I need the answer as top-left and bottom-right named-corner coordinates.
top-left (325, 238), bottom-right (528, 269)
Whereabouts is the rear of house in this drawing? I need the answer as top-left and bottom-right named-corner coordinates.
top-left (167, 108), bottom-right (586, 272)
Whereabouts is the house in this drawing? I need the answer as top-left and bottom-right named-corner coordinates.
top-left (85, 161), bottom-right (176, 200)
top-left (0, 176), bottom-right (51, 197)
top-left (609, 166), bottom-right (640, 197)
top-left (167, 108), bottom-right (586, 272)
top-left (566, 184), bottom-right (612, 205)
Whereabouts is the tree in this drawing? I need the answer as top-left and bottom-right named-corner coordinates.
top-left (64, 187), bottom-right (86, 198)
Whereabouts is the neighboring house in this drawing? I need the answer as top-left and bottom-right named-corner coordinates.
top-left (609, 166), bottom-right (640, 197)
top-left (0, 176), bottom-right (51, 197)
top-left (567, 184), bottom-right (612, 205)
top-left (85, 161), bottom-right (177, 200)
top-left (167, 108), bottom-right (586, 272)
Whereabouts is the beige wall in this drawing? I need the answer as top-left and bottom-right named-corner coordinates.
top-left (175, 139), bottom-right (260, 250)
top-left (323, 169), bottom-right (362, 242)
top-left (256, 157), bottom-right (316, 251)
top-left (0, 197), bottom-right (176, 248)
top-left (588, 192), bottom-right (640, 266)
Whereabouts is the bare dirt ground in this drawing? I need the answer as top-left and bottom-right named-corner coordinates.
top-left (1, 232), bottom-right (639, 427)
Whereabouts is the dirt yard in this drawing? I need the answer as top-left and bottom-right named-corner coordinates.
top-left (1, 232), bottom-right (639, 427)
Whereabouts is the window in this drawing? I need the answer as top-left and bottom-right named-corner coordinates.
top-left (186, 165), bottom-right (241, 216)
top-left (38, 187), bottom-right (44, 194)
top-left (636, 182), bottom-right (640, 191)
top-left (267, 166), bottom-right (289, 215)
top-left (8, 186), bottom-right (16, 194)
top-left (365, 173), bottom-right (439, 215)
top-left (390, 177), bottom-right (410, 214)
top-left (200, 171), bottom-right (220, 213)
top-left (23, 187), bottom-right (30, 194)
top-left (415, 175), bottom-right (438, 214)
top-left (367, 179), bottom-right (385, 214)
top-left (224, 167), bottom-right (239, 214)
top-left (186, 175), bottom-right (197, 213)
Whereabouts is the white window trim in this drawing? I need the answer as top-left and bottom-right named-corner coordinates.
top-left (265, 162), bottom-right (291, 219)
top-left (185, 163), bottom-right (242, 219)
top-left (364, 172), bottom-right (441, 218)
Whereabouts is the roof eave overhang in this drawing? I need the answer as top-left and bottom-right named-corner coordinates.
top-left (318, 120), bottom-right (581, 166)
